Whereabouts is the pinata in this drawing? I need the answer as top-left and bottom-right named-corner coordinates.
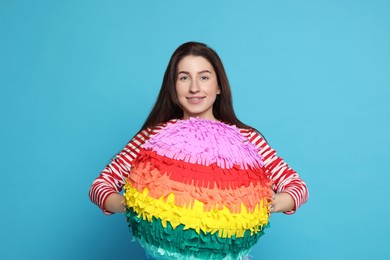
top-left (124, 118), bottom-right (273, 259)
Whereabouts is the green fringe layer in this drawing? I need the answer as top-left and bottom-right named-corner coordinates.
top-left (126, 208), bottom-right (269, 258)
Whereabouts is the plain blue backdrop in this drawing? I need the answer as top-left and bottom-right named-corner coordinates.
top-left (1, 0), bottom-right (389, 259)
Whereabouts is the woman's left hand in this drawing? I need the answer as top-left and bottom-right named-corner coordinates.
top-left (269, 192), bottom-right (295, 213)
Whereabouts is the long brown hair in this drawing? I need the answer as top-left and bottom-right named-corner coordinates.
top-left (140, 42), bottom-right (254, 131)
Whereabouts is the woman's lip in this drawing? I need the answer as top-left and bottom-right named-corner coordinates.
top-left (186, 96), bottom-right (205, 99)
top-left (186, 96), bottom-right (205, 104)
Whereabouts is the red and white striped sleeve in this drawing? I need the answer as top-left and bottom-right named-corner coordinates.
top-left (89, 124), bottom-right (166, 215)
top-left (242, 129), bottom-right (309, 214)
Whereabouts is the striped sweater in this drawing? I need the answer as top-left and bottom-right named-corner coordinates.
top-left (89, 119), bottom-right (308, 216)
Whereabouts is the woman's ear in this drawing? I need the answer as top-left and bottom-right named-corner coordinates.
top-left (217, 88), bottom-right (221, 94)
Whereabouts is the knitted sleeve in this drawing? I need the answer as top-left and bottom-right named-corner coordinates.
top-left (242, 129), bottom-right (309, 214)
top-left (89, 124), bottom-right (165, 215)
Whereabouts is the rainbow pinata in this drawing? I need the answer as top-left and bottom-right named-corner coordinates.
top-left (124, 118), bottom-right (273, 259)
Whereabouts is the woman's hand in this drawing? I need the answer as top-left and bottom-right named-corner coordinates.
top-left (269, 192), bottom-right (295, 213)
top-left (104, 193), bottom-right (126, 213)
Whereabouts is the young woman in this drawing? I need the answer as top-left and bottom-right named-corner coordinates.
top-left (89, 42), bottom-right (308, 259)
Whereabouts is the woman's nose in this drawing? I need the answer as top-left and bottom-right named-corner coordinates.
top-left (189, 80), bottom-right (200, 93)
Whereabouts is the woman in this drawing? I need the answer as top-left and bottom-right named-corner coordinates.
top-left (89, 42), bottom-right (308, 259)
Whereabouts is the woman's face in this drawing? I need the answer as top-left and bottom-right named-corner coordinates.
top-left (175, 55), bottom-right (220, 120)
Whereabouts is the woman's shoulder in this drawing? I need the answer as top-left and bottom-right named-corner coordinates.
top-left (236, 126), bottom-right (268, 149)
top-left (138, 119), bottom-right (179, 138)
top-left (237, 126), bottom-right (261, 139)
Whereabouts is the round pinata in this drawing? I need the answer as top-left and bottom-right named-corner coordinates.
top-left (124, 118), bottom-right (273, 259)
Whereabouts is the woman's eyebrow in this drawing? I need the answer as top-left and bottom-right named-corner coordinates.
top-left (178, 70), bottom-right (212, 74)
top-left (198, 70), bottom-right (212, 74)
top-left (178, 71), bottom-right (190, 75)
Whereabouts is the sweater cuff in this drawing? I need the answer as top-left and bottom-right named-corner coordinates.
top-left (101, 191), bottom-right (117, 215)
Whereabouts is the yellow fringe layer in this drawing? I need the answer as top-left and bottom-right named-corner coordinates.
top-left (124, 184), bottom-right (270, 238)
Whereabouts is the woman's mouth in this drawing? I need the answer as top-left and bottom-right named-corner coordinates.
top-left (186, 96), bottom-right (205, 104)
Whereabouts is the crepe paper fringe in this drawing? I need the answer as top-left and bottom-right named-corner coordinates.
top-left (130, 149), bottom-right (271, 190)
top-left (126, 208), bottom-right (267, 259)
top-left (128, 160), bottom-right (272, 213)
top-left (124, 118), bottom-right (271, 256)
top-left (124, 185), bottom-right (269, 238)
top-left (143, 118), bottom-right (264, 169)
top-left (140, 242), bottom-right (250, 260)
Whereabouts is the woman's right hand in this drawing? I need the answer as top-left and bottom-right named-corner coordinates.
top-left (104, 193), bottom-right (126, 213)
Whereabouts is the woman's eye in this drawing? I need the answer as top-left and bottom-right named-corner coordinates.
top-left (179, 76), bottom-right (189, 81)
top-left (200, 76), bottom-right (209, 81)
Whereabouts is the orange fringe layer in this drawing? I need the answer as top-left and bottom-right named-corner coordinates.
top-left (128, 150), bottom-right (273, 214)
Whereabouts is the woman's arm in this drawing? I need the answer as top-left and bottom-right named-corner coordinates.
top-left (89, 127), bottom-right (154, 214)
top-left (243, 129), bottom-right (309, 214)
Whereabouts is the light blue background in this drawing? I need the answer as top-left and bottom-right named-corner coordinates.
top-left (1, 0), bottom-right (389, 259)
